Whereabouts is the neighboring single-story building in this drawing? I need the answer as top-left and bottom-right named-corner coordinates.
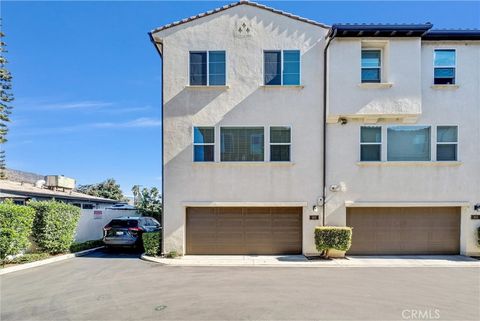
top-left (0, 178), bottom-right (138, 242)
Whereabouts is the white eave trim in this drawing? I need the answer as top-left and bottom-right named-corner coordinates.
top-left (182, 201), bottom-right (308, 207)
top-left (345, 201), bottom-right (471, 208)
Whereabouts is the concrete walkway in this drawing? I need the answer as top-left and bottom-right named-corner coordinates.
top-left (142, 254), bottom-right (480, 267)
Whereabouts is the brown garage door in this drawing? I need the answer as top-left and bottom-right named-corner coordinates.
top-left (186, 207), bottom-right (302, 255)
top-left (347, 207), bottom-right (460, 255)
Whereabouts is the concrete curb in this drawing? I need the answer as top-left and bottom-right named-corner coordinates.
top-left (0, 246), bottom-right (104, 275)
top-left (139, 254), bottom-right (480, 268)
top-left (140, 253), bottom-right (167, 265)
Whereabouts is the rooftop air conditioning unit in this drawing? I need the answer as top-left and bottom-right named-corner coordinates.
top-left (45, 175), bottom-right (76, 191)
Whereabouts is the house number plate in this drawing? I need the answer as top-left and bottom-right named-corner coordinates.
top-left (309, 215), bottom-right (319, 220)
top-left (471, 215), bottom-right (480, 220)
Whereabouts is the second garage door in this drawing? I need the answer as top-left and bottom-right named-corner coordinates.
top-left (347, 207), bottom-right (460, 255)
top-left (186, 207), bottom-right (302, 255)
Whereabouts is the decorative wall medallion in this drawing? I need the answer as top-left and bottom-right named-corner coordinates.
top-left (235, 19), bottom-right (253, 38)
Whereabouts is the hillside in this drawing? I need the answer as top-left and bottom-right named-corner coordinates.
top-left (5, 168), bottom-right (44, 183)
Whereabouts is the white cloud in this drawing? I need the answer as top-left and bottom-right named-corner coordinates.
top-left (92, 117), bottom-right (162, 128)
top-left (12, 117), bottom-right (161, 137)
top-left (19, 100), bottom-right (113, 111)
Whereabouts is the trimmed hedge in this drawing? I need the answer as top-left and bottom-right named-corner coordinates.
top-left (69, 239), bottom-right (104, 253)
top-left (0, 200), bottom-right (36, 261)
top-left (143, 232), bottom-right (161, 256)
top-left (29, 201), bottom-right (81, 254)
top-left (315, 226), bottom-right (352, 256)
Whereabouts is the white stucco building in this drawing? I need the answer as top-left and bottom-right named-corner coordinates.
top-left (150, 1), bottom-right (480, 256)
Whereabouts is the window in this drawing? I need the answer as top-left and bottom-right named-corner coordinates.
top-left (387, 126), bottom-right (431, 161)
top-left (437, 126), bottom-right (458, 161)
top-left (189, 51), bottom-right (226, 86)
top-left (434, 49), bottom-right (455, 84)
top-left (264, 50), bottom-right (300, 85)
top-left (270, 127), bottom-right (291, 161)
top-left (208, 51), bottom-right (226, 85)
top-left (360, 126), bottom-right (381, 161)
top-left (221, 127), bottom-right (264, 161)
top-left (189, 52), bottom-right (207, 85)
top-left (361, 50), bottom-right (381, 83)
top-left (283, 51), bottom-right (300, 85)
top-left (82, 204), bottom-right (94, 210)
top-left (193, 127), bottom-right (214, 162)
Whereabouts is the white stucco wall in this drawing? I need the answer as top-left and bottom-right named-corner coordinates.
top-left (328, 38), bottom-right (422, 121)
top-left (153, 5), bottom-right (328, 255)
top-left (75, 207), bottom-right (139, 242)
top-left (326, 39), bottom-right (480, 255)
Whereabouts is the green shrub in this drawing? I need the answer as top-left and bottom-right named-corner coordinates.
top-left (69, 239), bottom-right (104, 253)
top-left (0, 200), bottom-right (36, 262)
top-left (143, 232), bottom-right (161, 256)
top-left (29, 201), bottom-right (81, 254)
top-left (315, 226), bottom-right (352, 257)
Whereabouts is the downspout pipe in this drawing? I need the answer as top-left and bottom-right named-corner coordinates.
top-left (148, 32), bottom-right (164, 254)
top-left (322, 29), bottom-right (336, 226)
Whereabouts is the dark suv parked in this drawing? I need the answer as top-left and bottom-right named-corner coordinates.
top-left (103, 216), bottom-right (161, 249)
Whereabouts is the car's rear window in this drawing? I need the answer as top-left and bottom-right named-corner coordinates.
top-left (109, 219), bottom-right (138, 228)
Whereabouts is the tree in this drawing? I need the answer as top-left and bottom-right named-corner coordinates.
top-left (132, 185), bottom-right (162, 219)
top-left (0, 22), bottom-right (14, 179)
top-left (0, 151), bottom-right (6, 180)
top-left (77, 178), bottom-right (124, 201)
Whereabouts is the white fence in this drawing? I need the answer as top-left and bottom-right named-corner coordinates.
top-left (75, 208), bottom-right (139, 242)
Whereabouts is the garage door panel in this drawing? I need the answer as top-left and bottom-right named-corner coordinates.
top-left (187, 207), bottom-right (302, 255)
top-left (347, 207), bottom-right (460, 255)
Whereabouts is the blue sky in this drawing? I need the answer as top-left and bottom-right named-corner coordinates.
top-left (2, 1), bottom-right (479, 196)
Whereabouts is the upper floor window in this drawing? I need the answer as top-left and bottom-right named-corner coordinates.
top-left (270, 127), bottom-right (291, 162)
top-left (434, 49), bottom-right (455, 85)
top-left (189, 51), bottom-right (226, 86)
top-left (360, 126), bottom-right (381, 161)
top-left (436, 126), bottom-right (458, 161)
top-left (264, 50), bottom-right (300, 86)
top-left (221, 127), bottom-right (264, 162)
top-left (193, 127), bottom-right (215, 162)
top-left (387, 126), bottom-right (431, 161)
top-left (361, 50), bottom-right (381, 83)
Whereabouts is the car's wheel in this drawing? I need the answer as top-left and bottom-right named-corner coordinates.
top-left (134, 239), bottom-right (144, 252)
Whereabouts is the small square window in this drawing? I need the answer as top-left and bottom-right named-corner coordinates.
top-left (436, 126), bottom-right (458, 161)
top-left (193, 127), bottom-right (215, 162)
top-left (360, 126), bottom-right (381, 161)
top-left (361, 50), bottom-right (381, 83)
top-left (189, 51), bottom-right (226, 86)
top-left (270, 127), bottom-right (291, 162)
top-left (264, 50), bottom-right (300, 86)
top-left (434, 50), bottom-right (456, 85)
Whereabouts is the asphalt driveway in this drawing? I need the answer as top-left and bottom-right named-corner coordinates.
top-left (1, 249), bottom-right (479, 321)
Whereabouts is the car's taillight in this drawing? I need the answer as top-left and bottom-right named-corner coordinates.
top-left (128, 227), bottom-right (143, 235)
